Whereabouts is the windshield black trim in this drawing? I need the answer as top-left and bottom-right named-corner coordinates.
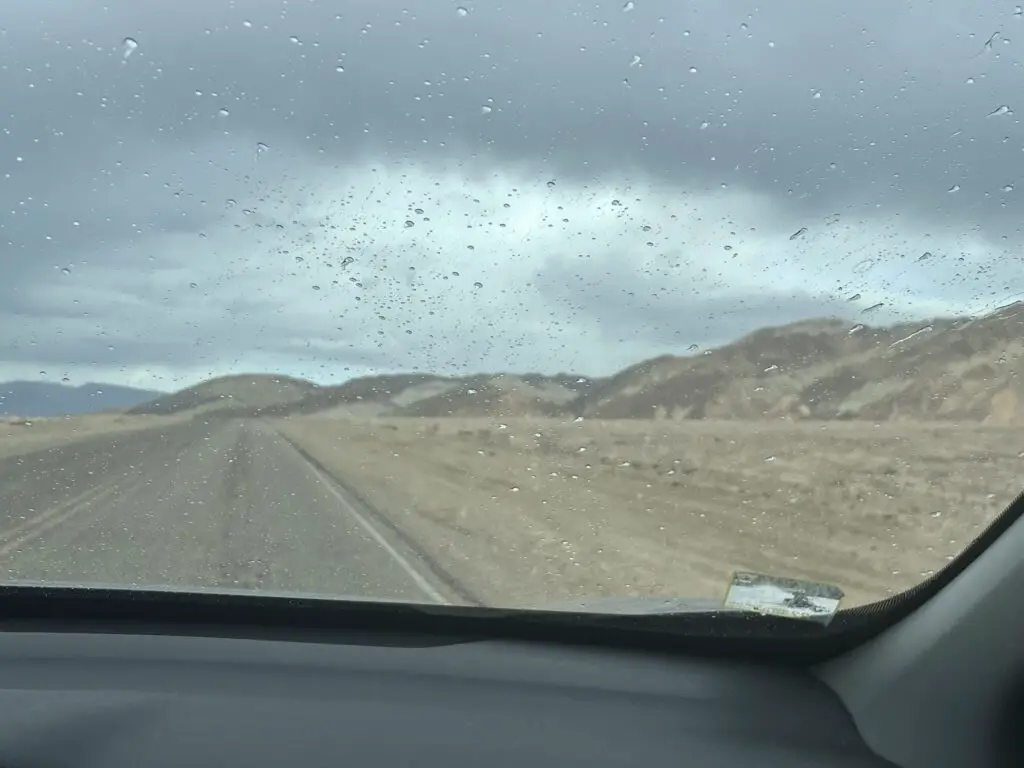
top-left (826, 485), bottom-right (1024, 640)
top-left (0, 581), bottom-right (859, 664)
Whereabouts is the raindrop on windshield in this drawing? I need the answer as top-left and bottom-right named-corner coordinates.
top-left (481, 104), bottom-right (493, 115)
top-left (218, 108), bottom-right (230, 117)
top-left (948, 184), bottom-right (961, 193)
top-left (256, 142), bottom-right (269, 157)
top-left (789, 227), bottom-right (808, 240)
top-left (341, 256), bottom-right (355, 267)
top-left (988, 105), bottom-right (1012, 117)
top-left (473, 281), bottom-right (483, 289)
top-left (623, 1), bottom-right (635, 11)
top-left (629, 54), bottom-right (642, 67)
top-left (122, 37), bottom-right (139, 60)
top-left (456, 6), bottom-right (469, 17)
top-left (404, 220), bottom-right (415, 228)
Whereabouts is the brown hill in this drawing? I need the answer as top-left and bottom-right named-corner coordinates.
top-left (127, 374), bottom-right (317, 416)
top-left (133, 303), bottom-right (1024, 423)
top-left (396, 374), bottom-right (581, 418)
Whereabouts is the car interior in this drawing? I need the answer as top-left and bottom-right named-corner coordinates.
top-left (0, 493), bottom-right (1018, 768)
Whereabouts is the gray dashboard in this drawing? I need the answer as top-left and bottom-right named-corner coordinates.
top-left (0, 629), bottom-right (894, 767)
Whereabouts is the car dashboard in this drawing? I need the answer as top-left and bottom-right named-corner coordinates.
top-left (0, 626), bottom-right (893, 767)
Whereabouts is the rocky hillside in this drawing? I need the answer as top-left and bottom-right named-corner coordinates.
top-left (126, 374), bottom-right (317, 416)
top-left (128, 302), bottom-right (1024, 423)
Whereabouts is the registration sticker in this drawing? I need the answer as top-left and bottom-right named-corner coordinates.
top-left (724, 571), bottom-right (844, 625)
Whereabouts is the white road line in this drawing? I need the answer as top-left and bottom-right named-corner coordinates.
top-left (303, 460), bottom-right (448, 605)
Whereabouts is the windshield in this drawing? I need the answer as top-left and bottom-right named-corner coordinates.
top-left (1, 0), bottom-right (1020, 619)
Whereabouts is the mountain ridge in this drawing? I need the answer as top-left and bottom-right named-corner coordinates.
top-left (46, 303), bottom-right (1024, 424)
top-left (0, 381), bottom-right (164, 418)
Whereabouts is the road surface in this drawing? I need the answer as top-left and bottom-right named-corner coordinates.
top-left (0, 419), bottom-right (455, 603)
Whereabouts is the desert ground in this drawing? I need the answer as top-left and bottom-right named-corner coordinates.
top-left (274, 415), bottom-right (1022, 608)
top-left (0, 412), bottom-right (1018, 610)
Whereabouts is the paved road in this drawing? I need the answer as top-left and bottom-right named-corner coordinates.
top-left (0, 419), bottom-right (452, 603)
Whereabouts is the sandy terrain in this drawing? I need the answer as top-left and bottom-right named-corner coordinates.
top-left (0, 413), bottom-right (188, 460)
top-left (275, 416), bottom-right (1023, 608)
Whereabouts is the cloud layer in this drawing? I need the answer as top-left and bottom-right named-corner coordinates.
top-left (3, 0), bottom-right (1022, 388)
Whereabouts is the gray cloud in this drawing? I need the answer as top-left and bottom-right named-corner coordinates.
top-left (2, 0), bottom-right (1022, 386)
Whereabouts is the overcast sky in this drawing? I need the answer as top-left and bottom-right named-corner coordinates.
top-left (2, 0), bottom-right (1022, 389)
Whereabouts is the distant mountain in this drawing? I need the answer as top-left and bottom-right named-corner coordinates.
top-left (0, 381), bottom-right (164, 418)
top-left (126, 374), bottom-right (317, 416)
top-left (122, 302), bottom-right (1024, 424)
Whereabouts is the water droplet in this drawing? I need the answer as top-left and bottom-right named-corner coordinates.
top-left (335, 65), bottom-right (345, 73)
top-left (1004, 184), bottom-right (1014, 192)
top-left (218, 107), bottom-right (230, 117)
top-left (341, 256), bottom-right (355, 267)
top-left (848, 323), bottom-right (866, 335)
top-left (510, 486), bottom-right (520, 492)
top-left (948, 184), bottom-right (961, 193)
top-left (740, 22), bottom-right (749, 32)
top-left (789, 226), bottom-right (808, 240)
top-left (312, 284), bottom-right (321, 291)
top-left (988, 104), bottom-right (1012, 117)
top-left (289, 35), bottom-right (302, 44)
top-left (629, 54), bottom-right (642, 67)
top-left (60, 267), bottom-right (71, 275)
top-left (189, 282), bottom-right (198, 289)
top-left (242, 20), bottom-right (253, 28)
top-left (1016, 5), bottom-right (1023, 16)
top-left (414, 208), bottom-right (424, 214)
top-left (404, 220), bottom-right (415, 228)
top-left (622, 0), bottom-right (635, 11)
top-left (699, 121), bottom-right (709, 129)
top-left (966, 77), bottom-right (975, 84)
top-left (763, 456), bottom-right (777, 463)
top-left (473, 281), bottom-right (483, 288)
top-left (812, 90), bottom-right (822, 99)
top-left (255, 142), bottom-right (269, 156)
top-left (846, 293), bottom-right (862, 302)
top-left (687, 344), bottom-right (699, 351)
top-left (862, 302), bottom-right (885, 314)
top-left (480, 104), bottom-right (493, 114)
top-left (456, 6), bottom-right (469, 16)
top-left (918, 251), bottom-right (932, 262)
top-left (122, 37), bottom-right (139, 59)
top-left (688, 66), bottom-right (698, 73)
top-left (546, 180), bottom-right (556, 188)
top-left (225, 198), bottom-right (237, 208)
